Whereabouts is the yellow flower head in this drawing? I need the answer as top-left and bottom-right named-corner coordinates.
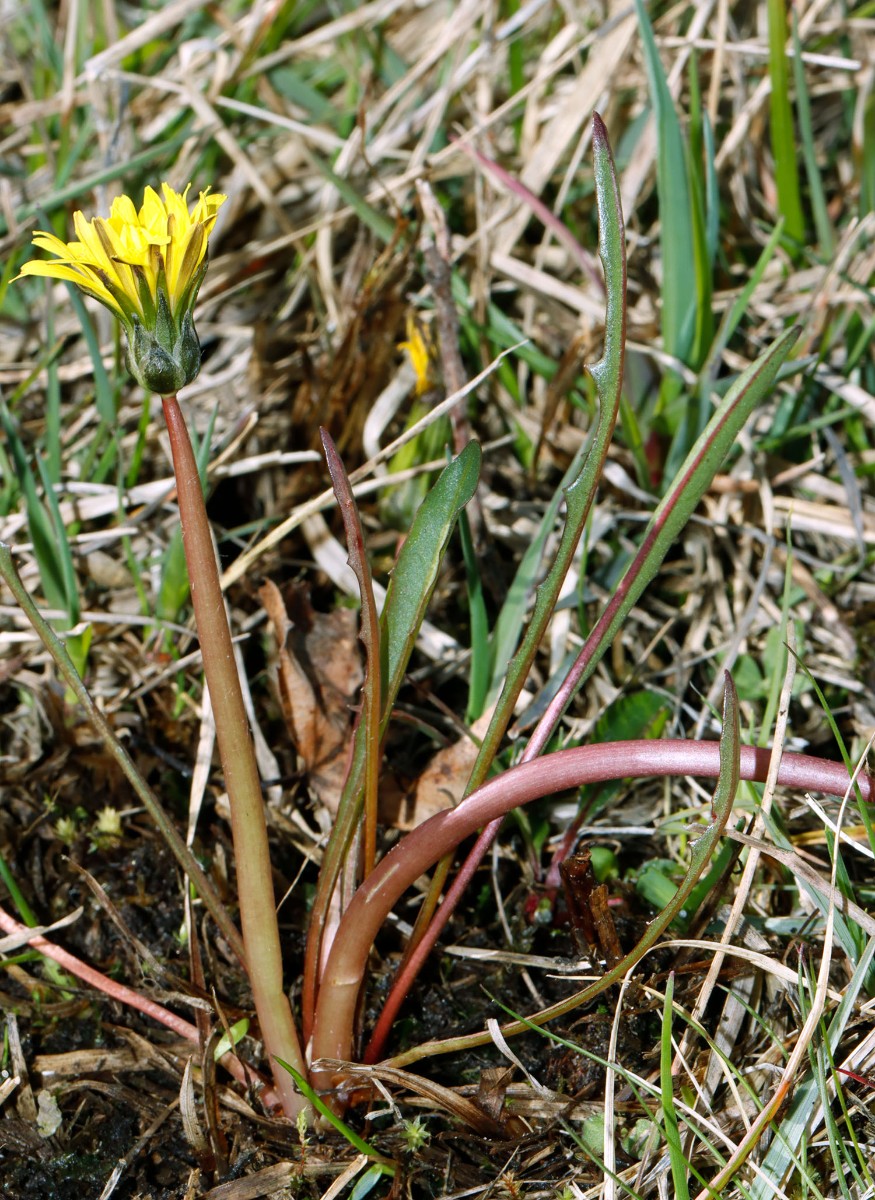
top-left (17, 183), bottom-right (227, 394)
top-left (399, 313), bottom-right (436, 396)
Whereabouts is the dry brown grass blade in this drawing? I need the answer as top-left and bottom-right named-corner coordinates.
top-left (312, 1058), bottom-right (520, 1139)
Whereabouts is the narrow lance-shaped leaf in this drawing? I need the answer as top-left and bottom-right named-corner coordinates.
top-left (467, 110), bottom-right (626, 794)
top-left (0, 399), bottom-right (72, 620)
top-left (527, 324), bottom-right (801, 753)
top-left (767, 0), bottom-right (805, 244)
top-left (301, 439), bottom-right (482, 1041)
top-left (661, 973), bottom-right (691, 1200)
top-left (379, 439), bottom-right (482, 732)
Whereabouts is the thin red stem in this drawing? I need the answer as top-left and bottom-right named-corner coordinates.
top-left (0, 903), bottom-right (281, 1109)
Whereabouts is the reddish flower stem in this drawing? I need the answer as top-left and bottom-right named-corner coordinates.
top-left (161, 394), bottom-right (307, 1118)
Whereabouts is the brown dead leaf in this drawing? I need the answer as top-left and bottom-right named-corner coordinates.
top-left (380, 709), bottom-right (494, 831)
top-left (313, 1058), bottom-right (526, 1139)
top-left (260, 580), bottom-right (362, 812)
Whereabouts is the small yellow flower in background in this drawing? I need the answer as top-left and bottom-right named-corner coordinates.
top-left (399, 312), bottom-right (436, 396)
top-left (17, 183), bottom-right (226, 395)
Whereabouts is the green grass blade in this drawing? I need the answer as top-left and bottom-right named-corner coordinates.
top-left (767, 0), bottom-right (805, 244)
top-left (64, 285), bottom-right (118, 427)
top-left (485, 430), bottom-right (591, 706)
top-left (0, 854), bottom-right (38, 926)
top-left (687, 56), bottom-right (714, 374)
top-left (813, 1030), bottom-right (856, 1200)
top-left (453, 273), bottom-right (559, 381)
top-left (789, 651), bottom-right (875, 861)
top-left (35, 452), bottom-right (80, 627)
top-left (275, 1057), bottom-right (394, 1167)
top-left (702, 114), bottom-right (719, 272)
top-left (0, 398), bottom-right (69, 618)
top-left (306, 152), bottom-right (396, 243)
top-left (634, 0), bottom-right (697, 364)
top-left (749, 936), bottom-right (875, 1200)
top-left (43, 297), bottom-right (61, 484)
top-left (791, 12), bottom-right (835, 256)
top-left (860, 85), bottom-right (875, 218)
top-left (459, 508), bottom-right (489, 723)
top-left (662, 974), bottom-right (691, 1200)
top-left (702, 219), bottom-right (786, 387)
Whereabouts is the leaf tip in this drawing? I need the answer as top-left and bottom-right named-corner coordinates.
top-left (721, 669), bottom-right (739, 718)
top-left (592, 111), bottom-right (608, 147)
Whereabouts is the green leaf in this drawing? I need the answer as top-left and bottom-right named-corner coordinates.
top-left (269, 66), bottom-right (335, 123)
top-left (459, 507), bottom-right (489, 722)
top-left (594, 689), bottom-right (667, 743)
top-left (64, 624), bottom-right (92, 681)
top-left (701, 218), bottom-right (785, 385)
top-left (767, 0), bottom-right (805, 244)
top-left (474, 110), bottom-right (627, 775)
top-left (213, 1017), bottom-right (249, 1060)
top-left (36, 450), bottom-right (80, 626)
top-left (551, 326), bottom-right (801, 710)
top-left (379, 440), bottom-right (481, 731)
top-left (634, 0), bottom-right (697, 364)
top-left (303, 440), bottom-right (482, 1033)
top-left (65, 285), bottom-right (117, 427)
top-left (686, 56), bottom-right (714, 373)
top-left (307, 152), bottom-right (396, 243)
top-left (791, 12), bottom-right (834, 256)
top-left (350, 1165), bottom-right (392, 1200)
top-left (485, 432), bottom-right (588, 706)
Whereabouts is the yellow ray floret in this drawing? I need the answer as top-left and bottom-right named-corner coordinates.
top-left (399, 314), bottom-right (435, 396)
top-left (17, 183), bottom-right (226, 329)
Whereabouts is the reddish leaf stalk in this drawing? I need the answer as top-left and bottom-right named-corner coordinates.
top-left (321, 429), bottom-right (381, 878)
top-left (0, 903), bottom-right (281, 1109)
top-left (161, 394), bottom-right (307, 1119)
top-left (311, 740), bottom-right (873, 1082)
top-left (300, 433), bottom-right (384, 1044)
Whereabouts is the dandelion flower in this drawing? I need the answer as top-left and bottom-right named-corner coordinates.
top-left (17, 183), bottom-right (226, 395)
top-left (399, 313), bottom-right (435, 396)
